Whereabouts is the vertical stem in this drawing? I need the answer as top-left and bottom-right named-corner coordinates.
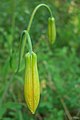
top-left (11, 0), bottom-right (16, 41)
top-left (26, 31), bottom-right (32, 54)
top-left (10, 0), bottom-right (16, 68)
top-left (60, 98), bottom-right (73, 120)
top-left (11, 0), bottom-right (16, 53)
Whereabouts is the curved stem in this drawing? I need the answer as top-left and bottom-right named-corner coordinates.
top-left (16, 30), bottom-right (32, 73)
top-left (27, 4), bottom-right (53, 32)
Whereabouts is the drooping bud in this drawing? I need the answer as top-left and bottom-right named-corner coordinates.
top-left (24, 52), bottom-right (40, 114)
top-left (48, 17), bottom-right (56, 44)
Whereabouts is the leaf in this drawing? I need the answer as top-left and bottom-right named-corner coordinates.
top-left (5, 102), bottom-right (22, 110)
top-left (16, 30), bottom-right (27, 73)
top-left (0, 106), bottom-right (6, 119)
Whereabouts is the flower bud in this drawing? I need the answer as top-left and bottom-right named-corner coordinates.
top-left (24, 52), bottom-right (40, 114)
top-left (48, 17), bottom-right (56, 44)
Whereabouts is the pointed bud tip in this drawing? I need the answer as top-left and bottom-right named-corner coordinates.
top-left (31, 110), bottom-right (35, 114)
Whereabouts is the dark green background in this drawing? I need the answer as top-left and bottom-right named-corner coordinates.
top-left (0, 0), bottom-right (80, 120)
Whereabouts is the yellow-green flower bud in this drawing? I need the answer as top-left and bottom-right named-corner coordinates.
top-left (48, 17), bottom-right (56, 44)
top-left (24, 52), bottom-right (40, 114)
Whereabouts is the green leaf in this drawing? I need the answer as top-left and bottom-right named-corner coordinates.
top-left (16, 30), bottom-right (27, 73)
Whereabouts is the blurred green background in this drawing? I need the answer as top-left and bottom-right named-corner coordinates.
top-left (0, 0), bottom-right (80, 120)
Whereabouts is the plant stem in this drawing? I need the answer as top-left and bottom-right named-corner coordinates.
top-left (60, 98), bottom-right (73, 120)
top-left (47, 81), bottom-right (73, 120)
top-left (16, 30), bottom-right (32, 73)
top-left (26, 31), bottom-right (32, 54)
top-left (27, 4), bottom-right (53, 32)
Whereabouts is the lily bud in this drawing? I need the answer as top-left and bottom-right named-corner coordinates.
top-left (24, 52), bottom-right (40, 114)
top-left (48, 17), bottom-right (56, 44)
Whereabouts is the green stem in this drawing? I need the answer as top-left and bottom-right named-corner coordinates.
top-left (26, 31), bottom-right (32, 54)
top-left (16, 30), bottom-right (32, 73)
top-left (13, 4), bottom-right (53, 72)
top-left (27, 4), bottom-right (53, 32)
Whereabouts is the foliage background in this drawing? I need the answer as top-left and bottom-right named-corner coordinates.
top-left (0, 0), bottom-right (80, 120)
